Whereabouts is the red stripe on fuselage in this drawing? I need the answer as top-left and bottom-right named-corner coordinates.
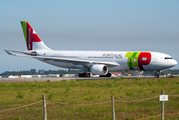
top-left (138, 52), bottom-right (151, 70)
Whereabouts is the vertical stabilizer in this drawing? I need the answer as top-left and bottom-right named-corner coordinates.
top-left (21, 21), bottom-right (51, 51)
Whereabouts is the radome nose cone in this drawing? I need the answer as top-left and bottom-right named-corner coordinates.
top-left (174, 60), bottom-right (177, 66)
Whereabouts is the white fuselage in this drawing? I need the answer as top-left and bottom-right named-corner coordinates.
top-left (36, 50), bottom-right (177, 71)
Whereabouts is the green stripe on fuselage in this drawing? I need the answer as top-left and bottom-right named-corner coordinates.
top-left (132, 52), bottom-right (140, 68)
top-left (125, 52), bottom-right (141, 70)
top-left (20, 21), bottom-right (27, 45)
top-left (125, 52), bottom-right (134, 70)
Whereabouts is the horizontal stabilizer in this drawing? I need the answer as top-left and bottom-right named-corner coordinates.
top-left (4, 50), bottom-right (37, 56)
top-left (5, 50), bottom-right (14, 55)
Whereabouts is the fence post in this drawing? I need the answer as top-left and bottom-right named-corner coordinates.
top-left (111, 96), bottom-right (115, 120)
top-left (161, 90), bottom-right (164, 120)
top-left (43, 94), bottom-right (47, 120)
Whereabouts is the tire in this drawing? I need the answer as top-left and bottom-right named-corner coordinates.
top-left (87, 73), bottom-right (90, 77)
top-left (100, 73), bottom-right (111, 77)
top-left (79, 73), bottom-right (82, 77)
top-left (106, 73), bottom-right (111, 77)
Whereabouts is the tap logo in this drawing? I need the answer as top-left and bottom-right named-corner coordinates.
top-left (125, 52), bottom-right (151, 70)
top-left (21, 21), bottom-right (42, 50)
top-left (28, 28), bottom-right (31, 50)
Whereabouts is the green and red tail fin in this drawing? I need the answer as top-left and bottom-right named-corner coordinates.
top-left (21, 21), bottom-right (51, 51)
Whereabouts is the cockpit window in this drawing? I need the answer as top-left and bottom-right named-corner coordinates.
top-left (164, 57), bottom-right (173, 59)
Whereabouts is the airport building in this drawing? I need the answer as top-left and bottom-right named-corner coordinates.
top-left (63, 74), bottom-right (77, 77)
top-left (111, 72), bottom-right (122, 77)
top-left (6, 74), bottom-right (60, 79)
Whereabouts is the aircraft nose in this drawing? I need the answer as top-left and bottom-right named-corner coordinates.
top-left (173, 59), bottom-right (178, 66)
top-left (162, 59), bottom-right (177, 69)
top-left (169, 59), bottom-right (178, 67)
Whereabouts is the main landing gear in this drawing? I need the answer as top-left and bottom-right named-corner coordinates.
top-left (99, 73), bottom-right (112, 77)
top-left (78, 73), bottom-right (91, 77)
top-left (78, 72), bottom-right (111, 77)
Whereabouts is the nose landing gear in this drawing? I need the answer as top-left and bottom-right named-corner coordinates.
top-left (154, 70), bottom-right (160, 78)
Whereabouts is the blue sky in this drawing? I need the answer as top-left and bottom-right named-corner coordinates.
top-left (1, 1), bottom-right (179, 73)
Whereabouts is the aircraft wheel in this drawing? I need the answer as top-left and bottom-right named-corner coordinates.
top-left (100, 73), bottom-right (111, 77)
top-left (154, 70), bottom-right (160, 78)
top-left (79, 73), bottom-right (91, 77)
top-left (87, 73), bottom-right (91, 77)
top-left (106, 73), bottom-right (111, 77)
top-left (79, 73), bottom-right (83, 77)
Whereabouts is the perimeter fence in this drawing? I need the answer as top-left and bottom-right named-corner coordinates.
top-left (0, 93), bottom-right (179, 120)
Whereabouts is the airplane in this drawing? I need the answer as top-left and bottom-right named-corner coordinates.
top-left (5, 21), bottom-right (177, 77)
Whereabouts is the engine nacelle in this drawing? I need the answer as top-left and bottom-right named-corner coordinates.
top-left (127, 70), bottom-right (143, 76)
top-left (91, 64), bottom-right (108, 75)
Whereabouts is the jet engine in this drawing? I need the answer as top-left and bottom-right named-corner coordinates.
top-left (127, 70), bottom-right (143, 76)
top-left (91, 64), bottom-right (108, 75)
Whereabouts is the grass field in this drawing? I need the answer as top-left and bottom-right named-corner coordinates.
top-left (0, 77), bottom-right (179, 120)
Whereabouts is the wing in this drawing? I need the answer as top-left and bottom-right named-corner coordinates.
top-left (5, 50), bottom-right (120, 67)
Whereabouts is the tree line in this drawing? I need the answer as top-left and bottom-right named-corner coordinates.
top-left (0, 69), bottom-right (84, 76)
top-left (0, 69), bottom-right (179, 76)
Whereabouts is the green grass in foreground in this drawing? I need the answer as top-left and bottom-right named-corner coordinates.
top-left (0, 77), bottom-right (179, 119)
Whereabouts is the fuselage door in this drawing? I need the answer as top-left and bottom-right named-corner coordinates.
top-left (152, 54), bottom-right (158, 63)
